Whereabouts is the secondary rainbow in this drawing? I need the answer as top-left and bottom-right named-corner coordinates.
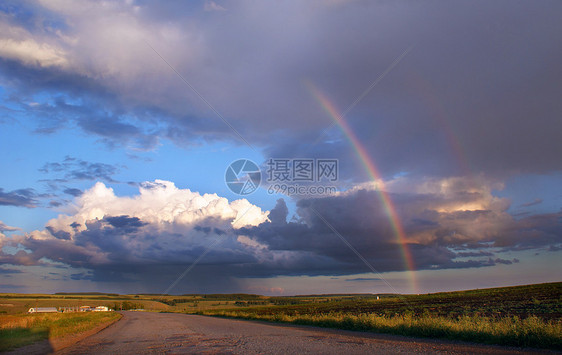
top-left (306, 82), bottom-right (418, 294)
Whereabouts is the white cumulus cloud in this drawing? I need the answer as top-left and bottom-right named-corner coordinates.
top-left (43, 179), bottom-right (269, 239)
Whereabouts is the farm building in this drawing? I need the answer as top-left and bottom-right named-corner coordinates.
top-left (93, 306), bottom-right (109, 312)
top-left (28, 307), bottom-right (58, 313)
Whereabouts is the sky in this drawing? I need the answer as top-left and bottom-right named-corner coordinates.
top-left (0, 0), bottom-right (560, 295)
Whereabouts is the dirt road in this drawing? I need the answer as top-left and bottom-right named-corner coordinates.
top-left (57, 311), bottom-right (550, 354)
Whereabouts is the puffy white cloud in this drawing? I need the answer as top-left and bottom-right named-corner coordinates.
top-left (0, 16), bottom-right (69, 69)
top-left (0, 38), bottom-right (68, 68)
top-left (43, 179), bottom-right (268, 239)
top-left (0, 180), bottom-right (270, 272)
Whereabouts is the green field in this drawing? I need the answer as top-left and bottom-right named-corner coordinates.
top-left (199, 282), bottom-right (562, 350)
top-left (0, 292), bottom-right (271, 315)
top-left (201, 282), bottom-right (561, 320)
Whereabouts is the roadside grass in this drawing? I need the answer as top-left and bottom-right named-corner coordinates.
top-left (0, 312), bottom-right (122, 352)
top-left (198, 283), bottom-right (562, 350)
top-left (202, 310), bottom-right (561, 350)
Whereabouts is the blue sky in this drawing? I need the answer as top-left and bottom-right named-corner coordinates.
top-left (0, 0), bottom-right (560, 295)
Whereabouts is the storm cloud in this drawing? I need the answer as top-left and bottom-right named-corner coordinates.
top-left (39, 156), bottom-right (120, 183)
top-left (1, 178), bottom-right (559, 293)
top-left (0, 0), bottom-right (560, 181)
top-left (0, 188), bottom-right (37, 208)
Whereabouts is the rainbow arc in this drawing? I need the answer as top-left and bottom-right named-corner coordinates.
top-left (306, 82), bottom-right (418, 293)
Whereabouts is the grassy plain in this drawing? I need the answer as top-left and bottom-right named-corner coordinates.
top-left (0, 293), bottom-right (266, 315)
top-left (0, 312), bottom-right (121, 351)
top-left (200, 282), bottom-right (562, 350)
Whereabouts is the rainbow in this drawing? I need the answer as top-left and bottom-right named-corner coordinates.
top-left (306, 82), bottom-right (418, 294)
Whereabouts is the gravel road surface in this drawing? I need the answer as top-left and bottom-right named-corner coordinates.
top-left (57, 311), bottom-right (552, 354)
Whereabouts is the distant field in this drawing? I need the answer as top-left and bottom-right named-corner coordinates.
top-left (2, 283), bottom-right (560, 317)
top-left (0, 292), bottom-right (278, 314)
top-left (202, 282), bottom-right (562, 320)
top-left (200, 282), bottom-right (562, 350)
top-left (0, 292), bottom-right (319, 314)
top-left (0, 296), bottom-right (168, 315)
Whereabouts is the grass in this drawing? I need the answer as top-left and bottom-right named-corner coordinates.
top-left (204, 310), bottom-right (561, 349)
top-left (200, 282), bottom-right (562, 350)
top-left (0, 312), bottom-right (122, 352)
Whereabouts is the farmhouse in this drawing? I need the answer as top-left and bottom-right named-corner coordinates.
top-left (26, 305), bottom-right (112, 313)
top-left (28, 307), bottom-right (58, 313)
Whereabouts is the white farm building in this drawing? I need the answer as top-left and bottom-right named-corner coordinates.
top-left (28, 307), bottom-right (58, 313)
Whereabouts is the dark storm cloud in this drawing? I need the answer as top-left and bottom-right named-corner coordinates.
top-left (71, 217), bottom-right (151, 263)
top-left (193, 225), bottom-right (211, 234)
top-left (493, 258), bottom-right (519, 265)
top-left (0, 268), bottom-right (22, 274)
top-left (268, 199), bottom-right (289, 225)
top-left (345, 278), bottom-right (382, 282)
top-left (236, 188), bottom-right (562, 276)
top-left (455, 251), bottom-right (494, 258)
top-left (63, 188), bottom-right (83, 197)
top-left (70, 272), bottom-right (94, 281)
top-left (40, 156), bottom-right (120, 183)
top-left (1, 1), bottom-right (560, 180)
top-left (0, 60), bottom-right (161, 149)
top-left (0, 221), bottom-right (19, 232)
top-left (0, 57), bottom-right (229, 149)
top-left (46, 226), bottom-right (71, 240)
top-left (0, 188), bottom-right (37, 207)
top-left (77, 116), bottom-right (159, 150)
top-left (104, 215), bottom-right (147, 230)
top-left (520, 199), bottom-right (543, 208)
top-left (193, 225), bottom-right (227, 235)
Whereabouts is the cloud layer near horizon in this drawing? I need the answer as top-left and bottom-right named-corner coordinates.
top-left (1, 178), bottom-right (559, 293)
